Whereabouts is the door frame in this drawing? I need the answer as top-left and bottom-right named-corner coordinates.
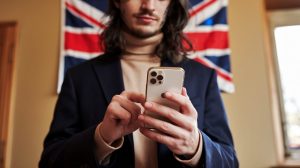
top-left (0, 21), bottom-right (17, 168)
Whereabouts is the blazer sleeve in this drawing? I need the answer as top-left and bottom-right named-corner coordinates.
top-left (200, 70), bottom-right (239, 168)
top-left (39, 71), bottom-right (99, 168)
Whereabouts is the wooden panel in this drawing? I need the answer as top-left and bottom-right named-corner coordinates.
top-left (265, 0), bottom-right (300, 10)
top-left (0, 22), bottom-right (17, 168)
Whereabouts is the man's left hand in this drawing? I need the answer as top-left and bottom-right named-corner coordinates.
top-left (138, 87), bottom-right (200, 157)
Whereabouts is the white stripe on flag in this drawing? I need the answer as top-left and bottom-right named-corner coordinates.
top-left (217, 75), bottom-right (235, 93)
top-left (64, 50), bottom-right (102, 60)
top-left (188, 0), bottom-right (227, 27)
top-left (188, 49), bottom-right (231, 58)
top-left (184, 24), bottom-right (228, 32)
top-left (58, 0), bottom-right (67, 93)
top-left (65, 26), bottom-right (102, 35)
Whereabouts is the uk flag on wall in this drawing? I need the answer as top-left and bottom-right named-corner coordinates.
top-left (59, 0), bottom-right (234, 93)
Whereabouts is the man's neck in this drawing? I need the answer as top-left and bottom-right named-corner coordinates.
top-left (122, 31), bottom-right (163, 55)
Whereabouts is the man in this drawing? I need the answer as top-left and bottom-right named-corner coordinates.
top-left (39, 0), bottom-right (238, 167)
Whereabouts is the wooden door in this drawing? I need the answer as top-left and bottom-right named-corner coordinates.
top-left (0, 22), bottom-right (17, 168)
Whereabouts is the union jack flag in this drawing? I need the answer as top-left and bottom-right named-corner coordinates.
top-left (59, 0), bottom-right (234, 93)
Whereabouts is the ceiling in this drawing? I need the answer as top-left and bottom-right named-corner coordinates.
top-left (265, 0), bottom-right (300, 10)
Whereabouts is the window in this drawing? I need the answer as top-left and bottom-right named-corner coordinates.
top-left (269, 9), bottom-right (300, 163)
top-left (274, 26), bottom-right (300, 159)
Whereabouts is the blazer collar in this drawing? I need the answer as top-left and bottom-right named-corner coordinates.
top-left (92, 54), bottom-right (187, 103)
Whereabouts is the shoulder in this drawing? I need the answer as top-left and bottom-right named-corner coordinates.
top-left (178, 58), bottom-right (219, 105)
top-left (66, 53), bottom-right (119, 76)
top-left (180, 57), bottom-right (219, 95)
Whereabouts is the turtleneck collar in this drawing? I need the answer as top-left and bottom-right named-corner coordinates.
top-left (121, 31), bottom-right (163, 55)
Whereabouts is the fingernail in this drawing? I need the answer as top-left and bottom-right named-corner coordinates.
top-left (161, 93), bottom-right (166, 98)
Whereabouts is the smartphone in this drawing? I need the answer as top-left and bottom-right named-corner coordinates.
top-left (144, 67), bottom-right (185, 127)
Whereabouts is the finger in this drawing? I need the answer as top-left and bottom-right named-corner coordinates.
top-left (138, 114), bottom-right (188, 139)
top-left (121, 91), bottom-right (145, 104)
top-left (181, 87), bottom-right (188, 97)
top-left (108, 102), bottom-right (131, 125)
top-left (143, 102), bottom-right (194, 132)
top-left (113, 95), bottom-right (141, 120)
top-left (139, 127), bottom-right (178, 149)
top-left (163, 90), bottom-right (195, 116)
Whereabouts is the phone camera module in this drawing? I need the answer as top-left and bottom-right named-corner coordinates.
top-left (157, 75), bottom-right (163, 80)
top-left (150, 71), bottom-right (157, 77)
top-left (150, 78), bottom-right (156, 84)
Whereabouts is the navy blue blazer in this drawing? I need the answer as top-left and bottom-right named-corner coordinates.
top-left (39, 54), bottom-right (238, 168)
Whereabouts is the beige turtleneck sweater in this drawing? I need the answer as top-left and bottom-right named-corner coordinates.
top-left (122, 54), bottom-right (160, 168)
top-left (94, 32), bottom-right (203, 168)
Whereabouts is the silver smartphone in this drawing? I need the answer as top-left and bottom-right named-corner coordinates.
top-left (144, 67), bottom-right (185, 126)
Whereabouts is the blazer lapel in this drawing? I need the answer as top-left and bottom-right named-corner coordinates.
top-left (92, 54), bottom-right (125, 103)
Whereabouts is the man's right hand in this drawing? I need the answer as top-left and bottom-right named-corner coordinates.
top-left (99, 91), bottom-right (145, 145)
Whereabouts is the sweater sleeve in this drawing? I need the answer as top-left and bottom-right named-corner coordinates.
top-left (94, 123), bottom-right (124, 165)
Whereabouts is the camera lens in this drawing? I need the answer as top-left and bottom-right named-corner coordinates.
top-left (150, 71), bottom-right (157, 77)
top-left (150, 78), bottom-right (156, 84)
top-left (157, 75), bottom-right (163, 80)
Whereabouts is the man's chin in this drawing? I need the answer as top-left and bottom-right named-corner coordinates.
top-left (128, 29), bottom-right (161, 39)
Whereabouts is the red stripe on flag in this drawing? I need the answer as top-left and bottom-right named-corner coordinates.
top-left (189, 0), bottom-right (217, 17)
top-left (194, 57), bottom-right (232, 82)
top-left (65, 2), bottom-right (106, 29)
top-left (65, 32), bottom-right (104, 53)
top-left (185, 31), bottom-right (229, 50)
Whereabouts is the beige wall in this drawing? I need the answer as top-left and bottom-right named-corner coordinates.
top-left (225, 0), bottom-right (278, 167)
top-left (0, 0), bottom-right (60, 167)
top-left (0, 0), bottom-right (279, 167)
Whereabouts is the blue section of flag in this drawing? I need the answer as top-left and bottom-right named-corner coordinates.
top-left (204, 55), bottom-right (231, 72)
top-left (64, 56), bottom-right (87, 75)
top-left (201, 7), bottom-right (227, 25)
top-left (83, 0), bottom-right (108, 11)
top-left (189, 0), bottom-right (205, 7)
top-left (65, 9), bottom-right (93, 28)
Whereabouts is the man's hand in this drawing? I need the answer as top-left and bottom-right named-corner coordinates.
top-left (100, 91), bottom-right (145, 145)
top-left (138, 88), bottom-right (200, 157)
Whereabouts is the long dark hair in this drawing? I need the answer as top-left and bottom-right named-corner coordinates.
top-left (101, 0), bottom-right (193, 64)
